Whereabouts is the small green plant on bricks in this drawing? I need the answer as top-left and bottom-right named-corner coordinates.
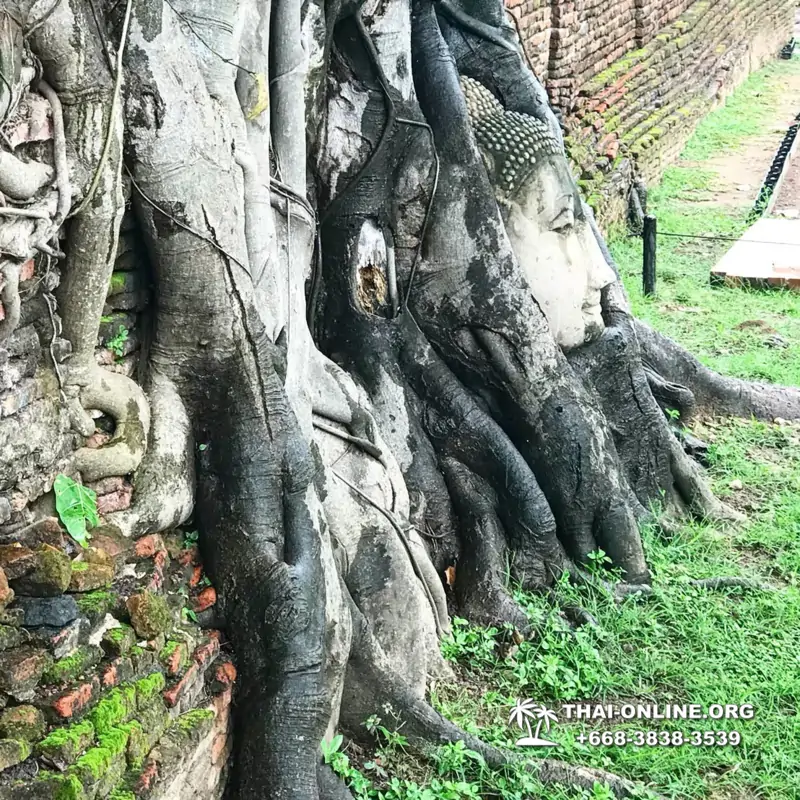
top-left (106, 325), bottom-right (129, 359)
top-left (54, 474), bottom-right (99, 548)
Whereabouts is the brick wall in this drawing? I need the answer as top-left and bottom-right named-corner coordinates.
top-left (507, 0), bottom-right (795, 223)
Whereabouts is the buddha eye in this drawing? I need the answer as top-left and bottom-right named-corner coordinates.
top-left (549, 208), bottom-right (575, 234)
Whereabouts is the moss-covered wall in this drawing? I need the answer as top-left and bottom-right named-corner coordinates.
top-left (506, 0), bottom-right (795, 223)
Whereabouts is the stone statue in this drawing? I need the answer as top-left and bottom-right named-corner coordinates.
top-left (461, 77), bottom-right (616, 351)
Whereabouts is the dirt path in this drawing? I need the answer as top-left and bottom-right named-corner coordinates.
top-left (691, 68), bottom-right (800, 209)
top-left (686, 11), bottom-right (800, 211)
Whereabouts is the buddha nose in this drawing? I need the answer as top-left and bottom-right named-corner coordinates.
top-left (590, 254), bottom-right (617, 290)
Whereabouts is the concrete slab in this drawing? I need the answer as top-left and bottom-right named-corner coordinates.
top-left (711, 218), bottom-right (800, 290)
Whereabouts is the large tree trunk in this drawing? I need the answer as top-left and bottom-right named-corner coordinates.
top-left (2, 0), bottom-right (799, 796)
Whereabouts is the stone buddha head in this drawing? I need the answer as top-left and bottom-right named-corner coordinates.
top-left (461, 77), bottom-right (616, 351)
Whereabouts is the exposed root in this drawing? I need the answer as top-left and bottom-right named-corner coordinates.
top-left (636, 320), bottom-right (800, 421)
top-left (441, 457), bottom-right (533, 632)
top-left (0, 259), bottom-right (22, 342)
top-left (70, 365), bottom-right (150, 483)
top-left (536, 758), bottom-right (650, 799)
top-left (103, 372), bottom-right (193, 536)
top-left (614, 583), bottom-right (654, 601)
top-left (668, 436), bottom-right (745, 523)
top-left (644, 364), bottom-right (697, 422)
top-left (547, 590), bottom-right (599, 629)
top-left (36, 79), bottom-right (71, 231)
top-left (0, 150), bottom-right (53, 201)
top-left (317, 763), bottom-right (355, 800)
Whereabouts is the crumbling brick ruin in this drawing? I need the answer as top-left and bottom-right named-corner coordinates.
top-left (0, 186), bottom-right (233, 798)
top-left (508, 0), bottom-right (795, 222)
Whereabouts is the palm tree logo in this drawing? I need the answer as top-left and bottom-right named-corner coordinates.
top-left (509, 699), bottom-right (559, 747)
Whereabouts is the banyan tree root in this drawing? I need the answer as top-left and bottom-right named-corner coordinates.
top-left (70, 365), bottom-right (150, 483)
top-left (4, 0), bottom-right (795, 797)
top-left (567, 318), bottom-right (743, 524)
top-left (103, 371), bottom-right (194, 537)
top-left (688, 577), bottom-right (775, 592)
top-left (635, 320), bottom-right (800, 422)
top-left (340, 591), bottom-right (661, 799)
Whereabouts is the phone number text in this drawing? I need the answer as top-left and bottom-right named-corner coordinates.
top-left (575, 730), bottom-right (741, 747)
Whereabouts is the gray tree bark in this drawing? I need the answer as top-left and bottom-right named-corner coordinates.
top-left (2, 0), bottom-right (799, 797)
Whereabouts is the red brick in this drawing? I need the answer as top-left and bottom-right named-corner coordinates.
top-left (177, 546), bottom-right (199, 567)
top-left (193, 636), bottom-right (220, 668)
top-left (134, 759), bottom-right (159, 793)
top-left (96, 485), bottom-right (133, 514)
top-left (135, 534), bottom-right (165, 559)
top-left (50, 677), bottom-right (99, 719)
top-left (88, 531), bottom-right (130, 568)
top-left (211, 732), bottom-right (228, 765)
top-left (212, 687), bottom-right (232, 725)
top-left (0, 646), bottom-right (50, 696)
top-left (189, 565), bottom-right (203, 588)
top-left (19, 258), bottom-right (35, 282)
top-left (0, 567), bottom-right (14, 611)
top-left (164, 642), bottom-right (188, 677)
top-left (0, 545), bottom-right (36, 580)
top-left (102, 663), bottom-right (118, 688)
top-left (162, 664), bottom-right (199, 708)
top-left (192, 587), bottom-right (216, 613)
top-left (145, 569), bottom-right (164, 593)
top-left (215, 661), bottom-right (236, 685)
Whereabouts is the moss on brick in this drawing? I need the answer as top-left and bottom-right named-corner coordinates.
top-left (108, 792), bottom-right (135, 800)
top-left (175, 708), bottom-right (213, 733)
top-left (98, 727), bottom-right (129, 757)
top-left (101, 625), bottom-right (136, 658)
top-left (55, 774), bottom-right (86, 800)
top-left (74, 746), bottom-right (113, 782)
top-left (0, 704), bottom-right (45, 742)
top-left (89, 685), bottom-right (136, 735)
top-left (0, 737), bottom-right (31, 771)
top-left (42, 647), bottom-right (100, 685)
top-left (118, 720), bottom-right (147, 769)
top-left (134, 672), bottom-right (165, 709)
top-left (127, 591), bottom-right (172, 639)
top-left (12, 544), bottom-right (71, 596)
top-left (37, 719), bottom-right (95, 764)
top-left (158, 640), bottom-right (179, 660)
top-left (68, 741), bottom-right (126, 796)
top-left (74, 590), bottom-right (116, 617)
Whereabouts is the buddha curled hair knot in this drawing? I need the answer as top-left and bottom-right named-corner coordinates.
top-left (459, 75), bottom-right (562, 197)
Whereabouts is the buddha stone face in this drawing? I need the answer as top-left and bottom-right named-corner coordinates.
top-left (462, 78), bottom-right (616, 351)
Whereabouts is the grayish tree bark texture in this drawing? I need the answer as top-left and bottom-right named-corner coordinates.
top-left (1, 0), bottom-right (799, 796)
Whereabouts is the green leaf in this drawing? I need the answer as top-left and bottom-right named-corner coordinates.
top-left (54, 474), bottom-right (99, 548)
top-left (320, 733), bottom-right (343, 762)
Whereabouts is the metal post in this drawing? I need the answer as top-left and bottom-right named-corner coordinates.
top-left (643, 215), bottom-right (657, 296)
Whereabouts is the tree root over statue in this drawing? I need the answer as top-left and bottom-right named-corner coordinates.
top-left (3, 0), bottom-right (800, 797)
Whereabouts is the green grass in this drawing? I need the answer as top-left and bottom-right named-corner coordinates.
top-left (680, 57), bottom-right (800, 162)
top-left (611, 53), bottom-right (800, 389)
top-left (326, 55), bottom-right (800, 800)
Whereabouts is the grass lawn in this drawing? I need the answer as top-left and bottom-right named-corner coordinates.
top-left (324, 56), bottom-right (800, 800)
